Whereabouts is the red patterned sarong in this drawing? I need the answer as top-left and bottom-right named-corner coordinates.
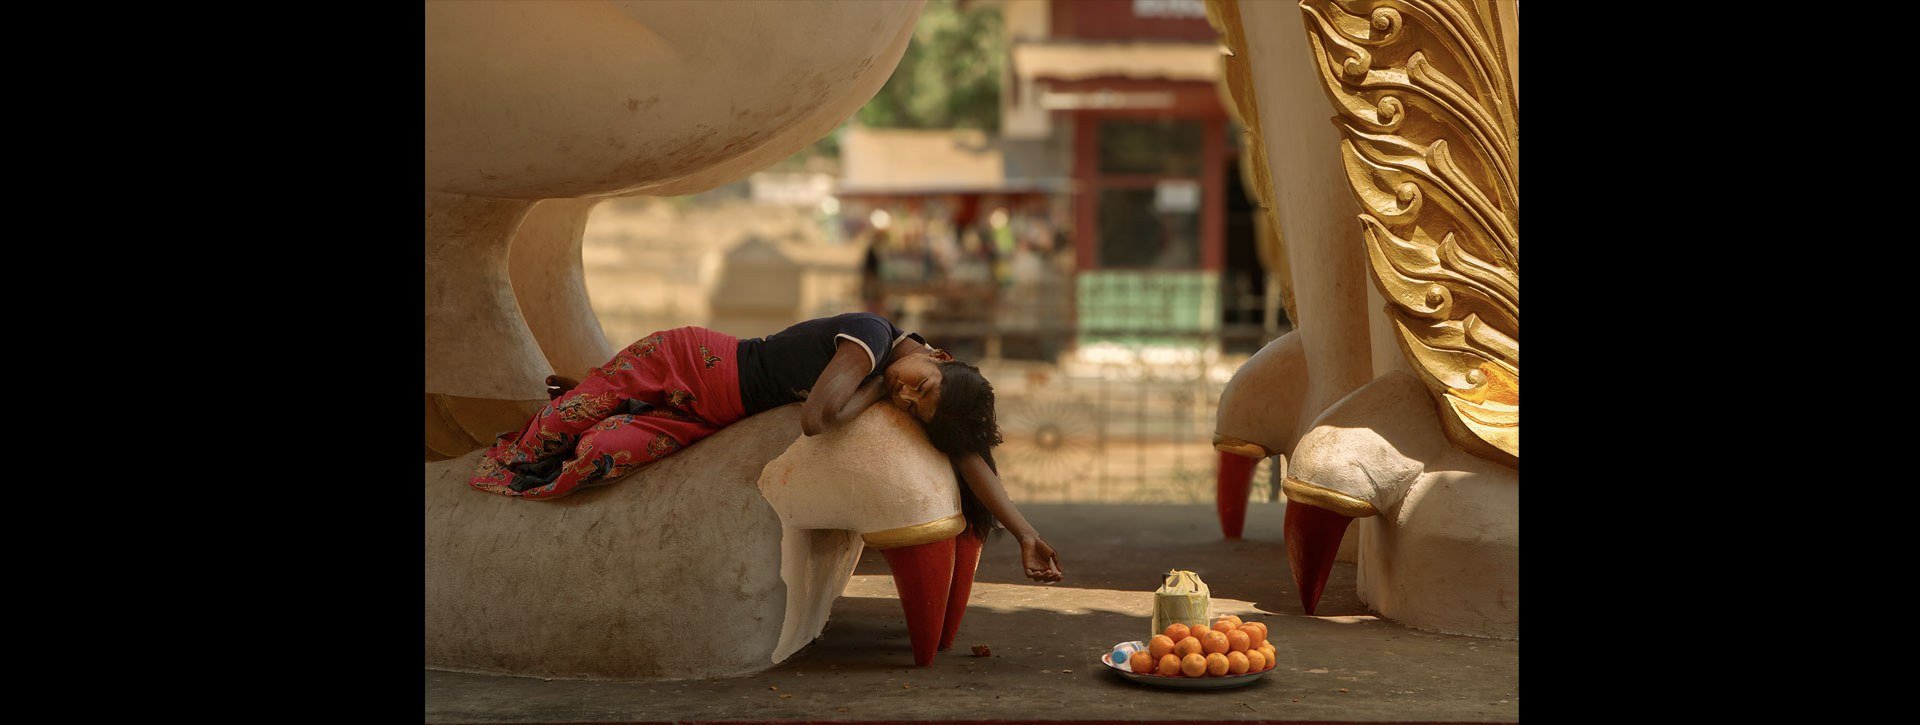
top-left (470, 326), bottom-right (747, 500)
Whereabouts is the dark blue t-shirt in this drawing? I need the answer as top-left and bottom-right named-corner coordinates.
top-left (735, 313), bottom-right (926, 416)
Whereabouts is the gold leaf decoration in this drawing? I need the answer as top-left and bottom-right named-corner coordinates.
top-left (1300, 0), bottom-right (1518, 465)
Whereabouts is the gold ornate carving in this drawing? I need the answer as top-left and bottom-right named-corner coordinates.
top-left (1299, 0), bottom-right (1518, 465)
top-left (861, 514), bottom-right (967, 550)
top-left (1207, 0), bottom-right (1297, 328)
top-left (1282, 477), bottom-right (1379, 518)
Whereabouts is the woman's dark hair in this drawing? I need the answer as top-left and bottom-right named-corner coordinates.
top-left (925, 360), bottom-right (1003, 539)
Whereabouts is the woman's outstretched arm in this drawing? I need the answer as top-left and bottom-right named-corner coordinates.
top-left (955, 451), bottom-right (1064, 582)
top-left (800, 340), bottom-right (890, 436)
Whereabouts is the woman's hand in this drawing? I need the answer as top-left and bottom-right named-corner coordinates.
top-left (952, 453), bottom-right (1061, 583)
top-left (1019, 535), bottom-right (1063, 583)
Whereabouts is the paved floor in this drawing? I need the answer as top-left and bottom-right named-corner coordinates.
top-left (426, 503), bottom-right (1518, 723)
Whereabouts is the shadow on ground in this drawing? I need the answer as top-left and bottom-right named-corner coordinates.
top-left (426, 503), bottom-right (1517, 722)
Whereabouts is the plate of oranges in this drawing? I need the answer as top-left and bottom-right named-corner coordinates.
top-left (1102, 616), bottom-right (1276, 689)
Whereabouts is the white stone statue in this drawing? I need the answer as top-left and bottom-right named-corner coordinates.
top-left (425, 0), bottom-right (925, 459)
top-left (1211, 0), bottom-right (1518, 639)
top-left (424, 1), bottom-right (982, 679)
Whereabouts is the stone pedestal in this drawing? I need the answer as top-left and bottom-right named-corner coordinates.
top-left (1290, 372), bottom-right (1518, 639)
top-left (425, 406), bottom-right (856, 680)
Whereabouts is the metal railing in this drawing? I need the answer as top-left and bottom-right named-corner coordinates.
top-left (878, 269), bottom-right (1287, 503)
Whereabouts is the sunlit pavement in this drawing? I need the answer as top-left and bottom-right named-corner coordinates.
top-left (426, 503), bottom-right (1518, 723)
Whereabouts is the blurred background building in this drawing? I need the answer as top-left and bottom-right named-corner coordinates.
top-left (582, 0), bottom-right (1290, 504)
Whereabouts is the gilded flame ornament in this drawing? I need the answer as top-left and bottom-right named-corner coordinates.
top-left (1300, 0), bottom-right (1518, 465)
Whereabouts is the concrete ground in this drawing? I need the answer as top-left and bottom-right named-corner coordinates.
top-left (426, 503), bottom-right (1518, 723)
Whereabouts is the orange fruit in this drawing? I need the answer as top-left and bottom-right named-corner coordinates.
top-left (1226, 629), bottom-right (1251, 653)
top-left (1201, 630), bottom-right (1229, 655)
top-left (1226, 650), bottom-right (1250, 675)
top-left (1180, 652), bottom-right (1207, 677)
top-left (1205, 652), bottom-right (1229, 677)
top-left (1128, 651), bottom-right (1155, 674)
top-left (1163, 623), bottom-right (1191, 642)
top-left (1239, 623), bottom-right (1267, 649)
top-left (1175, 636), bottom-right (1203, 659)
top-left (1220, 614), bottom-right (1243, 628)
top-left (1259, 644), bottom-right (1277, 670)
top-left (1147, 635), bottom-right (1176, 660)
top-left (1157, 653), bottom-right (1182, 676)
top-left (1245, 648), bottom-right (1267, 672)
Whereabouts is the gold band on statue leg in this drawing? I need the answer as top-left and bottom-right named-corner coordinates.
top-left (862, 514), bottom-right (967, 550)
top-left (1213, 432), bottom-right (1271, 459)
top-left (1282, 477), bottom-right (1379, 518)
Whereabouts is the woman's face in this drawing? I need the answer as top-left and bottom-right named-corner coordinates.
top-left (883, 349), bottom-right (950, 423)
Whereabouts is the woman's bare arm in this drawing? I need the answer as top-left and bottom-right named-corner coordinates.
top-left (834, 375), bottom-right (890, 424)
top-left (955, 451), bottom-right (1064, 582)
top-left (800, 340), bottom-right (889, 436)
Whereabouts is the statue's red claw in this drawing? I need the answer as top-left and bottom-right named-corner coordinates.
top-left (1216, 450), bottom-right (1259, 539)
top-left (938, 527), bottom-right (983, 652)
top-left (880, 537), bottom-right (956, 666)
top-left (1285, 501), bottom-right (1354, 616)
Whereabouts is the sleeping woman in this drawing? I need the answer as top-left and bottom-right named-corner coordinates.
top-left (469, 312), bottom-right (1065, 583)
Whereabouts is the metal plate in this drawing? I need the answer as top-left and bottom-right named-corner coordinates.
top-left (1100, 640), bottom-right (1273, 690)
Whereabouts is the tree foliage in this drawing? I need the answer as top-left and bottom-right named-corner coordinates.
top-left (777, 1), bottom-right (1005, 167)
top-left (857, 0), bottom-right (1006, 132)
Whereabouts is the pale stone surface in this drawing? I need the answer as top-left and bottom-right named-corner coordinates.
top-left (759, 404), bottom-right (961, 535)
top-left (1213, 331), bottom-right (1308, 458)
top-left (770, 526), bottom-right (866, 663)
top-left (1211, 1), bottom-right (1521, 638)
top-left (424, 192), bottom-right (548, 402)
top-left (1365, 282), bottom-right (1413, 379)
top-left (1217, 3), bottom-right (1405, 602)
top-left (1290, 372), bottom-right (1518, 638)
top-left (752, 404), bottom-right (956, 663)
top-left (424, 0), bottom-right (924, 457)
top-left (1214, 0), bottom-right (1383, 561)
top-left (423, 1), bottom-right (923, 199)
top-left (1237, 0), bottom-right (1376, 430)
top-left (1355, 457), bottom-right (1518, 639)
top-left (426, 402), bottom-right (969, 679)
top-left (425, 406), bottom-right (849, 680)
top-left (1290, 372), bottom-right (1444, 514)
top-left (427, 504), bottom-right (1522, 724)
top-left (509, 197), bottom-right (613, 380)
top-left (757, 404), bottom-right (962, 661)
